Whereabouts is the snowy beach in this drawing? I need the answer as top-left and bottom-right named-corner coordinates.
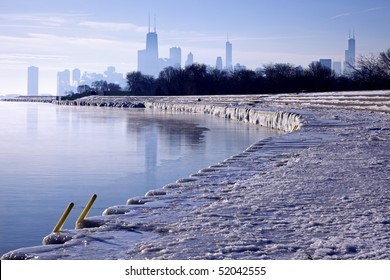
top-left (2, 91), bottom-right (390, 260)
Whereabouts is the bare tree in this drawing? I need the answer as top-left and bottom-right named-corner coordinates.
top-left (91, 80), bottom-right (108, 91)
top-left (351, 54), bottom-right (387, 88)
top-left (107, 83), bottom-right (122, 91)
top-left (379, 48), bottom-right (390, 76)
top-left (157, 67), bottom-right (185, 95)
top-left (126, 71), bottom-right (155, 95)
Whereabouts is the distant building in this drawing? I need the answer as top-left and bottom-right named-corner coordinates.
top-left (104, 66), bottom-right (125, 87)
top-left (157, 47), bottom-right (182, 70)
top-left (185, 52), bottom-right (194, 67)
top-left (226, 40), bottom-right (232, 71)
top-left (344, 33), bottom-right (356, 75)
top-left (80, 71), bottom-right (104, 86)
top-left (333, 61), bottom-right (342, 76)
top-left (137, 17), bottom-right (159, 77)
top-left (169, 47), bottom-right (181, 69)
top-left (27, 66), bottom-right (39, 96)
top-left (57, 69), bottom-right (71, 96)
top-left (319, 59), bottom-right (332, 70)
top-left (72, 68), bottom-right (81, 86)
top-left (216, 56), bottom-right (223, 70)
top-left (158, 58), bottom-right (169, 71)
top-left (234, 63), bottom-right (246, 71)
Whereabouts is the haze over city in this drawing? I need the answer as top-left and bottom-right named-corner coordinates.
top-left (1, 0), bottom-right (390, 95)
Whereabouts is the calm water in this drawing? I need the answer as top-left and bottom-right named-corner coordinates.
top-left (0, 101), bottom-right (279, 255)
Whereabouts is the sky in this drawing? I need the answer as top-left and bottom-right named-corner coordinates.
top-left (1, 0), bottom-right (390, 95)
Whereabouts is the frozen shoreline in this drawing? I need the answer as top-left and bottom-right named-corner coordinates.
top-left (2, 91), bottom-right (390, 260)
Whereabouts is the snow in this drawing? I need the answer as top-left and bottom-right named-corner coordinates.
top-left (2, 90), bottom-right (390, 260)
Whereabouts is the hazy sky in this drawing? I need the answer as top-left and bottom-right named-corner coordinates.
top-left (1, 0), bottom-right (390, 94)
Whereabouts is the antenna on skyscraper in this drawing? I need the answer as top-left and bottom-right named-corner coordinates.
top-left (154, 14), bottom-right (156, 32)
top-left (348, 29), bottom-right (356, 39)
top-left (148, 13), bottom-right (151, 33)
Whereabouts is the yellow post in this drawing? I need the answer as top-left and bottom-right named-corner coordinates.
top-left (52, 202), bottom-right (74, 233)
top-left (75, 194), bottom-right (97, 229)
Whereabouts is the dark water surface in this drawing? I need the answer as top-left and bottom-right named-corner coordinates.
top-left (0, 101), bottom-right (279, 254)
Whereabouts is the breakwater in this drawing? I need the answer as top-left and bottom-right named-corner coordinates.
top-left (52, 95), bottom-right (302, 132)
top-left (2, 96), bottom-right (57, 103)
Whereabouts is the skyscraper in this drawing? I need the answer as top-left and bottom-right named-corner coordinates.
top-left (333, 61), bottom-right (342, 76)
top-left (225, 39), bottom-right (232, 71)
top-left (169, 47), bottom-right (181, 69)
top-left (319, 59), bottom-right (332, 70)
top-left (344, 32), bottom-right (356, 75)
top-left (185, 52), bottom-right (194, 67)
top-left (57, 69), bottom-right (70, 96)
top-left (138, 16), bottom-right (159, 77)
top-left (27, 66), bottom-right (39, 96)
top-left (216, 57), bottom-right (223, 70)
top-left (72, 68), bottom-right (81, 86)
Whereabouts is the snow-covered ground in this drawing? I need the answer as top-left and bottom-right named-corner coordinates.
top-left (2, 90), bottom-right (390, 260)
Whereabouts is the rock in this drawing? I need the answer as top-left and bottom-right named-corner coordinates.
top-left (145, 190), bottom-right (167, 197)
top-left (42, 232), bottom-right (73, 245)
top-left (76, 218), bottom-right (106, 229)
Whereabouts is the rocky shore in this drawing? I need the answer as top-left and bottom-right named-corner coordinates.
top-left (2, 91), bottom-right (390, 260)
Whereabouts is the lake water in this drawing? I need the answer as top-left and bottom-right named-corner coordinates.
top-left (0, 101), bottom-right (279, 255)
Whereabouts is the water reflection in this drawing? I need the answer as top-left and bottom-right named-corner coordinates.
top-left (126, 112), bottom-right (210, 188)
top-left (26, 106), bottom-right (38, 135)
top-left (127, 113), bottom-right (209, 163)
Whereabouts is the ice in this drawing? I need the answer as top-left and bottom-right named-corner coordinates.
top-left (2, 91), bottom-right (390, 260)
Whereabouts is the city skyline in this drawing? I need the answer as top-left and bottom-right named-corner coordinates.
top-left (1, 0), bottom-right (390, 95)
top-left (56, 66), bottom-right (126, 95)
top-left (137, 17), bottom-right (232, 78)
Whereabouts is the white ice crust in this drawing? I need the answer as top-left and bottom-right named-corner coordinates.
top-left (2, 91), bottom-right (390, 260)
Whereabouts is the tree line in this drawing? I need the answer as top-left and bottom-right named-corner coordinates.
top-left (73, 48), bottom-right (390, 97)
top-left (125, 48), bottom-right (390, 95)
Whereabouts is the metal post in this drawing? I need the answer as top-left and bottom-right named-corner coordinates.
top-left (52, 202), bottom-right (74, 233)
top-left (75, 194), bottom-right (97, 229)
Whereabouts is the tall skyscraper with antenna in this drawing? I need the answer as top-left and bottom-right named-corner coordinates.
top-left (344, 31), bottom-right (356, 75)
top-left (138, 16), bottom-right (159, 77)
top-left (225, 35), bottom-right (232, 71)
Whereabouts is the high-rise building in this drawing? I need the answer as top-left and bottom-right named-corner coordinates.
top-left (57, 69), bottom-right (70, 96)
top-left (27, 66), bottom-right (39, 96)
top-left (169, 47), bottom-right (181, 69)
top-left (234, 63), bottom-right (246, 71)
top-left (225, 40), bottom-right (232, 71)
top-left (333, 61), bottom-right (342, 76)
top-left (216, 57), bottom-right (223, 70)
top-left (319, 59), bottom-right (332, 70)
top-left (138, 16), bottom-right (159, 77)
top-left (72, 68), bottom-right (81, 86)
top-left (344, 33), bottom-right (356, 75)
top-left (185, 52), bottom-right (194, 67)
top-left (104, 66), bottom-right (125, 87)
